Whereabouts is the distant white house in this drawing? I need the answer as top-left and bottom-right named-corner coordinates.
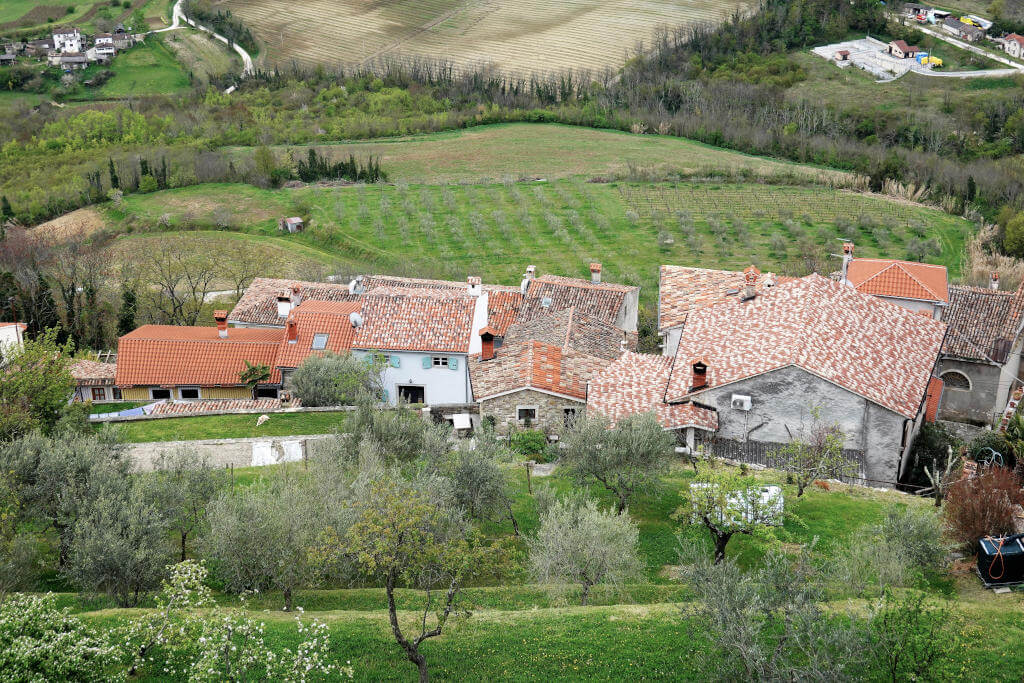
top-left (0, 322), bottom-right (26, 362)
top-left (52, 27), bottom-right (82, 53)
top-left (1004, 33), bottom-right (1024, 59)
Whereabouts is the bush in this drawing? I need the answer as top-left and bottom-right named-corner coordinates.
top-left (944, 466), bottom-right (1024, 549)
top-left (904, 422), bottom-right (960, 490)
top-left (875, 505), bottom-right (949, 570)
top-left (509, 429), bottom-right (549, 460)
top-left (287, 352), bottom-right (384, 407)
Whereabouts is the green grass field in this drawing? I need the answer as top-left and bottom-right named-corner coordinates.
top-left (57, 462), bottom-right (1024, 680)
top-left (110, 176), bottom-right (972, 308)
top-left (97, 36), bottom-right (191, 97)
top-left (102, 410), bottom-right (351, 442)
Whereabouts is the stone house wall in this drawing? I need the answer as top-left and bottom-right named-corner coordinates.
top-left (480, 389), bottom-right (584, 435)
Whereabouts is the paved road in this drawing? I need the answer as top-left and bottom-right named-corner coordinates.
top-left (151, 0), bottom-right (254, 78)
top-left (916, 24), bottom-right (1024, 73)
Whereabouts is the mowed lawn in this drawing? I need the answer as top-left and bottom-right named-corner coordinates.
top-left (102, 410), bottom-right (350, 442)
top-left (112, 178), bottom-right (972, 308)
top-left (98, 37), bottom-right (190, 97)
top-left (228, 123), bottom-right (852, 184)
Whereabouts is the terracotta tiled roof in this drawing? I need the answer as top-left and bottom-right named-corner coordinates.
top-left (147, 398), bottom-right (293, 415)
top-left (70, 359), bottom-right (117, 385)
top-left (0, 322), bottom-right (27, 330)
top-left (924, 376), bottom-right (943, 423)
top-left (520, 274), bottom-right (637, 327)
top-left (116, 326), bottom-right (282, 387)
top-left (228, 278), bottom-right (357, 327)
top-left (589, 352), bottom-right (718, 431)
top-left (846, 259), bottom-right (948, 303)
top-left (658, 265), bottom-right (791, 331)
top-left (487, 290), bottom-right (525, 337)
top-left (665, 274), bottom-right (946, 419)
top-left (941, 284), bottom-right (1024, 363)
top-left (470, 340), bottom-right (601, 400)
top-left (276, 300), bottom-right (361, 368)
top-left (503, 307), bottom-right (625, 361)
top-left (353, 287), bottom-right (477, 353)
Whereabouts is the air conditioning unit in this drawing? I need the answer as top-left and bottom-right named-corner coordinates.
top-left (731, 394), bottom-right (752, 411)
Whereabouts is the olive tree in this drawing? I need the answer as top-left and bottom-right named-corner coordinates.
top-left (449, 428), bottom-right (520, 535)
top-left (144, 448), bottom-right (229, 561)
top-left (287, 352), bottom-right (385, 407)
top-left (528, 495), bottom-right (643, 605)
top-left (204, 479), bottom-right (321, 612)
top-left (560, 412), bottom-right (674, 514)
top-left (776, 409), bottom-right (855, 496)
top-left (67, 477), bottom-right (171, 607)
top-left (0, 328), bottom-right (74, 441)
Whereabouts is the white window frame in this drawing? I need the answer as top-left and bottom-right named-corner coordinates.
top-left (311, 333), bottom-right (329, 350)
top-left (179, 386), bottom-right (201, 400)
top-left (516, 405), bottom-right (538, 423)
top-left (431, 356), bottom-right (450, 367)
top-left (939, 371), bottom-right (971, 391)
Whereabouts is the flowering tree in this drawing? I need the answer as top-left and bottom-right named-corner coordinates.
top-left (125, 560), bottom-right (345, 681)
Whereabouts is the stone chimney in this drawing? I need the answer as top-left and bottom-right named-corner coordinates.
top-left (841, 242), bottom-right (855, 284)
top-left (467, 275), bottom-right (482, 297)
top-left (290, 283), bottom-right (303, 307)
top-left (763, 272), bottom-right (777, 289)
top-left (286, 318), bottom-right (298, 343)
top-left (589, 262), bottom-right (602, 284)
top-left (214, 310), bottom-right (228, 338)
top-left (276, 291), bottom-right (292, 318)
top-left (691, 359), bottom-right (708, 391)
top-left (741, 265), bottom-right (760, 301)
top-left (991, 271), bottom-right (1000, 291)
top-left (521, 265), bottom-right (537, 295)
top-left (479, 327), bottom-right (496, 361)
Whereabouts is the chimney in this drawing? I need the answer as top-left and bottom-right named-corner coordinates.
top-left (525, 265), bottom-right (536, 280)
top-left (763, 272), bottom-right (777, 289)
top-left (741, 265), bottom-right (760, 301)
top-left (214, 310), bottom-right (228, 339)
top-left (286, 318), bottom-right (298, 343)
top-left (691, 359), bottom-right (708, 391)
top-left (841, 242), bottom-right (855, 284)
top-left (520, 265), bottom-right (537, 295)
top-left (290, 284), bottom-right (302, 307)
top-left (589, 262), bottom-right (602, 284)
top-left (467, 275), bottom-right (482, 297)
top-left (991, 271), bottom-right (1000, 291)
top-left (276, 290), bottom-right (292, 318)
top-left (480, 327), bottom-right (495, 361)
top-left (349, 311), bottom-right (363, 328)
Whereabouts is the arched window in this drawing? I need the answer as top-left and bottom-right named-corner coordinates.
top-left (940, 371), bottom-right (971, 391)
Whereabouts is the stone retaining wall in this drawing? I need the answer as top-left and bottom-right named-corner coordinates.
top-left (126, 434), bottom-right (336, 471)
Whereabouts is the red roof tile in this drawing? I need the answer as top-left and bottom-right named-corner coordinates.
top-left (227, 278), bottom-right (357, 327)
top-left (658, 265), bottom-right (791, 331)
top-left (470, 340), bottom-right (600, 400)
top-left (941, 284), bottom-right (1024, 362)
top-left (924, 376), bottom-right (943, 423)
top-left (665, 274), bottom-right (946, 419)
top-left (521, 274), bottom-right (637, 328)
top-left (487, 290), bottom-right (525, 336)
top-left (846, 259), bottom-right (948, 303)
top-left (354, 287), bottom-right (477, 353)
top-left (70, 359), bottom-right (117, 385)
top-left (116, 325), bottom-right (282, 387)
top-left (589, 352), bottom-right (718, 431)
top-left (276, 300), bottom-right (361, 368)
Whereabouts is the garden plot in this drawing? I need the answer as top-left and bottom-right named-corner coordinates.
top-left (219, 0), bottom-right (748, 75)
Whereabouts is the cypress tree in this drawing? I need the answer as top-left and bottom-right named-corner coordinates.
top-left (0, 195), bottom-right (12, 219)
top-left (117, 285), bottom-right (137, 337)
top-left (108, 158), bottom-right (120, 189)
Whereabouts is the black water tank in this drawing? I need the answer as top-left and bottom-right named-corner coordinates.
top-left (978, 534), bottom-right (1024, 585)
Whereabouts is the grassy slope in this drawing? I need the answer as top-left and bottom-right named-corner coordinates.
top-left (228, 123), bottom-right (852, 184)
top-left (97, 36), bottom-right (191, 98)
top-left (68, 464), bottom-right (1024, 680)
top-left (103, 410), bottom-right (350, 442)
top-left (110, 176), bottom-right (972, 309)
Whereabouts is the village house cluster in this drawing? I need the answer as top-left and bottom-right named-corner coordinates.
top-left (56, 249), bottom-right (1024, 488)
top-left (1, 25), bottom-right (141, 71)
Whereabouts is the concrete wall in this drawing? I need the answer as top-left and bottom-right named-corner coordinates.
top-left (615, 289), bottom-right (640, 333)
top-left (662, 326), bottom-right (682, 358)
top-left (879, 295), bottom-right (941, 320)
top-left (696, 365), bottom-right (913, 484)
top-left (355, 350), bottom-right (471, 406)
top-left (126, 434), bottom-right (335, 471)
top-left (936, 358), bottom-right (1001, 425)
top-left (480, 388), bottom-right (584, 435)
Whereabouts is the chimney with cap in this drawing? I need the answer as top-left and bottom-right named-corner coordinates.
top-left (277, 290), bottom-right (292, 318)
top-left (479, 327), bottom-right (496, 361)
top-left (841, 242), bottom-right (855, 284)
top-left (991, 271), bottom-right (1000, 291)
top-left (286, 318), bottom-right (298, 343)
top-left (521, 265), bottom-right (537, 295)
top-left (214, 310), bottom-right (228, 339)
top-left (741, 265), bottom-right (760, 301)
top-left (589, 262), bottom-right (602, 283)
top-left (691, 359), bottom-right (708, 391)
top-left (290, 284), bottom-right (303, 307)
top-left (467, 276), bottom-right (482, 297)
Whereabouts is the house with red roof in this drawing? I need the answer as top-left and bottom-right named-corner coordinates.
top-left (618, 268), bottom-right (947, 485)
top-left (840, 243), bottom-right (948, 319)
top-left (70, 359), bottom-right (119, 403)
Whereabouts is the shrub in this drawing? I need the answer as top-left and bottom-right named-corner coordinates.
top-left (875, 505), bottom-right (949, 570)
top-left (944, 466), bottom-right (1024, 548)
top-left (287, 352), bottom-right (384, 407)
top-left (509, 429), bottom-right (548, 459)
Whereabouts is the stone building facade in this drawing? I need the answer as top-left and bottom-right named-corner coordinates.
top-left (479, 388), bottom-right (583, 435)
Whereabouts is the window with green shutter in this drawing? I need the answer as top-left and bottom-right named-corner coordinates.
top-left (448, 356), bottom-right (458, 370)
top-left (422, 356), bottom-right (432, 370)
top-left (390, 355), bottom-right (401, 368)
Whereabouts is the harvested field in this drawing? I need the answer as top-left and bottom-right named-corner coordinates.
top-left (162, 30), bottom-right (239, 85)
top-left (218, 0), bottom-right (748, 74)
top-left (30, 207), bottom-right (107, 244)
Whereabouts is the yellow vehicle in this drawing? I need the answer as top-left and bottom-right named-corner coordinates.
top-left (960, 15), bottom-right (982, 27)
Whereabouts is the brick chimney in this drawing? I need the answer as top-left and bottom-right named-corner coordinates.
top-left (741, 265), bottom-right (760, 301)
top-left (467, 275), bottom-right (482, 297)
top-left (691, 359), bottom-right (708, 391)
top-left (286, 317), bottom-right (298, 343)
top-left (841, 242), bottom-right (855, 284)
top-left (991, 271), bottom-right (1000, 291)
top-left (589, 262), bottom-right (602, 283)
top-left (214, 310), bottom-right (228, 338)
top-left (479, 326), bottom-right (496, 361)
top-left (290, 283), bottom-right (303, 307)
top-left (276, 290), bottom-right (292, 318)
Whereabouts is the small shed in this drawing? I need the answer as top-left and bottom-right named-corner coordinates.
top-left (888, 40), bottom-right (920, 59)
top-left (834, 49), bottom-right (850, 61)
top-left (278, 216), bottom-right (304, 233)
top-left (70, 359), bottom-right (120, 403)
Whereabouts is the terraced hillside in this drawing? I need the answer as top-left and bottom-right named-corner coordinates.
top-left (219, 0), bottom-right (748, 74)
